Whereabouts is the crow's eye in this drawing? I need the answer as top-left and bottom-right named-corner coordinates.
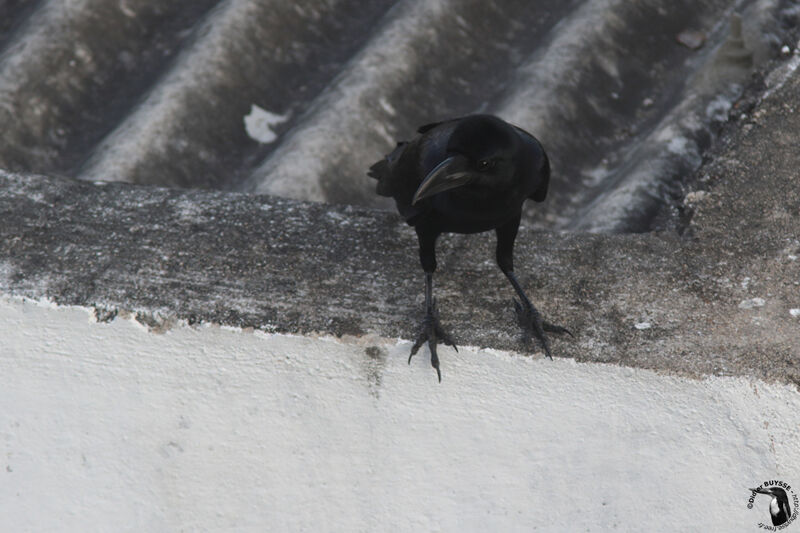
top-left (478, 159), bottom-right (493, 171)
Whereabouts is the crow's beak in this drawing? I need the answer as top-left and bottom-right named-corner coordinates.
top-left (412, 155), bottom-right (472, 205)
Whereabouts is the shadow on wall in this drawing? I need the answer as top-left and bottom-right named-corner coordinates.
top-left (0, 0), bottom-right (798, 232)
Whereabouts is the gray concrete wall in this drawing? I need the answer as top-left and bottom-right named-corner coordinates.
top-left (1, 296), bottom-right (798, 531)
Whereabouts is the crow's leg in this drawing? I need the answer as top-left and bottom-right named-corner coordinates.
top-left (410, 227), bottom-right (456, 381)
top-left (496, 216), bottom-right (571, 359)
top-left (409, 273), bottom-right (457, 381)
top-left (504, 271), bottom-right (572, 359)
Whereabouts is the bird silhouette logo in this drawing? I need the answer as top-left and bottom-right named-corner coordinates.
top-left (748, 481), bottom-right (798, 529)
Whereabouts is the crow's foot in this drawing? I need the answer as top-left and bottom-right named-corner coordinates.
top-left (513, 299), bottom-right (572, 359)
top-left (409, 301), bottom-right (457, 382)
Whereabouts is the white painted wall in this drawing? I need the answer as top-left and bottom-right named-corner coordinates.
top-left (1, 296), bottom-right (798, 532)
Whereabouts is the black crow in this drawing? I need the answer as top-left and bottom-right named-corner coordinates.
top-left (368, 114), bottom-right (571, 381)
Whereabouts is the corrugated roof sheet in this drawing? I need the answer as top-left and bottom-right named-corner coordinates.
top-left (1, 0), bottom-right (798, 231)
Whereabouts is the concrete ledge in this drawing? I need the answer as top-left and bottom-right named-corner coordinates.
top-left (1, 153), bottom-right (798, 385)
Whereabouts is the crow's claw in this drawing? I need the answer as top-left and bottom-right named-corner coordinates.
top-left (514, 298), bottom-right (571, 359)
top-left (409, 301), bottom-right (456, 382)
top-left (543, 321), bottom-right (573, 337)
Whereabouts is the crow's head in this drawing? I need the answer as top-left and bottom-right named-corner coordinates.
top-left (413, 115), bottom-right (522, 204)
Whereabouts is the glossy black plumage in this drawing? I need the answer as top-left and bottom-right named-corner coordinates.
top-left (369, 114), bottom-right (570, 380)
